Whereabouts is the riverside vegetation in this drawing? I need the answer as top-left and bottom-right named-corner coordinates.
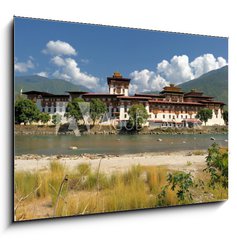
top-left (14, 143), bottom-right (228, 221)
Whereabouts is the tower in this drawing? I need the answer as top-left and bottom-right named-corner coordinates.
top-left (107, 72), bottom-right (130, 96)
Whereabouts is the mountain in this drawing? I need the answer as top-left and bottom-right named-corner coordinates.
top-left (143, 66), bottom-right (228, 105)
top-left (14, 75), bottom-right (92, 96)
top-left (178, 66), bottom-right (228, 105)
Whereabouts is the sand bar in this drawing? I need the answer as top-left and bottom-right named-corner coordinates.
top-left (15, 151), bottom-right (207, 174)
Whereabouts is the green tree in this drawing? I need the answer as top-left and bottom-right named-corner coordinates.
top-left (90, 98), bottom-right (107, 125)
top-left (157, 171), bottom-right (194, 206)
top-left (39, 113), bottom-right (51, 124)
top-left (127, 104), bottom-right (149, 131)
top-left (65, 98), bottom-right (85, 123)
top-left (166, 172), bottom-right (194, 203)
top-left (15, 99), bottom-right (40, 125)
top-left (223, 110), bottom-right (228, 125)
top-left (196, 108), bottom-right (212, 125)
top-left (204, 143), bottom-right (228, 189)
top-left (52, 114), bottom-right (62, 125)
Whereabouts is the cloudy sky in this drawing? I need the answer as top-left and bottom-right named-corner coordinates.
top-left (14, 17), bottom-right (228, 94)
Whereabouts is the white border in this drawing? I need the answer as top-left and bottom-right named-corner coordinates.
top-left (1, 1), bottom-right (237, 240)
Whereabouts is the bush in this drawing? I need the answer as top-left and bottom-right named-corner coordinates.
top-left (39, 113), bottom-right (51, 124)
top-left (15, 99), bottom-right (40, 124)
top-left (158, 171), bottom-right (194, 205)
top-left (204, 143), bottom-right (228, 189)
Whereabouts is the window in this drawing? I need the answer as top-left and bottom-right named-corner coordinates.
top-left (42, 108), bottom-right (45, 112)
top-left (169, 115), bottom-right (171, 119)
top-left (48, 108), bottom-right (51, 113)
top-left (163, 115), bottom-right (165, 119)
top-left (185, 115), bottom-right (188, 119)
top-left (54, 108), bottom-right (56, 113)
top-left (181, 115), bottom-right (183, 118)
top-left (176, 115), bottom-right (179, 118)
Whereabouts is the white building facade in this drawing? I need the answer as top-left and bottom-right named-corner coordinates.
top-left (23, 72), bottom-right (226, 127)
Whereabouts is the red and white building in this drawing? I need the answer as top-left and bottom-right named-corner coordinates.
top-left (23, 72), bottom-right (226, 127)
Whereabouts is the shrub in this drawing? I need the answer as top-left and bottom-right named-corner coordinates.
top-left (204, 143), bottom-right (228, 189)
top-left (158, 171), bottom-right (194, 205)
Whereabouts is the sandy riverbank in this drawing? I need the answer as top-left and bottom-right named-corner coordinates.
top-left (14, 151), bottom-right (207, 174)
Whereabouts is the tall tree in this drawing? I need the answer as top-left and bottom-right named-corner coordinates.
top-left (15, 99), bottom-right (40, 125)
top-left (90, 98), bottom-right (107, 125)
top-left (223, 110), bottom-right (228, 125)
top-left (196, 108), bottom-right (213, 126)
top-left (127, 104), bottom-right (149, 131)
top-left (65, 98), bottom-right (85, 123)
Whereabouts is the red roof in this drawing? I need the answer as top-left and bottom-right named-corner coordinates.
top-left (148, 120), bottom-right (164, 123)
top-left (183, 119), bottom-right (202, 123)
top-left (199, 100), bottom-right (225, 105)
top-left (148, 100), bottom-right (205, 106)
top-left (82, 93), bottom-right (123, 97)
top-left (184, 95), bottom-right (214, 99)
top-left (23, 91), bottom-right (69, 98)
top-left (135, 93), bottom-right (165, 98)
top-left (149, 120), bottom-right (184, 124)
top-left (67, 91), bottom-right (89, 94)
top-left (184, 91), bottom-right (203, 96)
top-left (22, 91), bottom-right (54, 96)
top-left (117, 96), bottom-right (151, 100)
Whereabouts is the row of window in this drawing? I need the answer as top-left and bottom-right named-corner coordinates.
top-left (153, 114), bottom-right (189, 119)
top-left (153, 104), bottom-right (198, 111)
top-left (42, 107), bottom-right (63, 113)
top-left (161, 122), bottom-right (183, 127)
top-left (42, 98), bottom-right (68, 102)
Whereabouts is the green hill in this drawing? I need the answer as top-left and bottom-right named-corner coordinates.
top-left (178, 66), bottom-right (228, 105)
top-left (145, 66), bottom-right (228, 105)
top-left (14, 75), bottom-right (91, 96)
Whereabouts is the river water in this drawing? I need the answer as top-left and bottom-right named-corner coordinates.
top-left (15, 134), bottom-right (228, 156)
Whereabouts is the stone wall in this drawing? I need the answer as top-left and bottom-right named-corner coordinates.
top-left (15, 125), bottom-right (57, 135)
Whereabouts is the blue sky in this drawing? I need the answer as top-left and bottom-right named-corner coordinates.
top-left (14, 17), bottom-right (228, 93)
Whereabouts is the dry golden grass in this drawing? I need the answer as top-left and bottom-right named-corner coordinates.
top-left (192, 150), bottom-right (207, 156)
top-left (14, 160), bottom-right (227, 221)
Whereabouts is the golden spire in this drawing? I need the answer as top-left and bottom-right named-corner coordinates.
top-left (113, 71), bottom-right (122, 78)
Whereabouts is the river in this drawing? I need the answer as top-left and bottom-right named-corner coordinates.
top-left (15, 133), bottom-right (228, 156)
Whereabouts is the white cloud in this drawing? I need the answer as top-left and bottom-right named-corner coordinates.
top-left (129, 69), bottom-right (169, 94)
top-left (190, 54), bottom-right (227, 78)
top-left (157, 55), bottom-right (194, 84)
top-left (42, 40), bottom-right (77, 56)
top-left (51, 56), bottom-right (66, 66)
top-left (14, 58), bottom-right (34, 73)
top-left (42, 40), bottom-right (103, 90)
top-left (36, 72), bottom-right (48, 78)
top-left (80, 59), bottom-right (89, 64)
top-left (130, 54), bottom-right (227, 93)
top-left (51, 57), bottom-right (100, 89)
